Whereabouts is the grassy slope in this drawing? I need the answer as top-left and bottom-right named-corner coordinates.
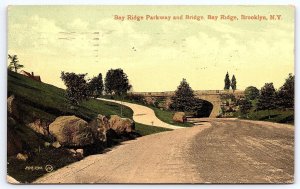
top-left (7, 71), bottom-right (170, 183)
top-left (235, 98), bottom-right (294, 124)
top-left (245, 109), bottom-right (294, 124)
top-left (102, 95), bottom-right (193, 127)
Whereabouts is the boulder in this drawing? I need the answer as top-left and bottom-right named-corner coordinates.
top-left (27, 119), bottom-right (49, 136)
top-left (49, 116), bottom-right (94, 147)
top-left (88, 114), bottom-right (110, 142)
top-left (109, 115), bottom-right (135, 134)
top-left (172, 112), bottom-right (187, 123)
top-left (52, 141), bottom-right (61, 148)
top-left (7, 95), bottom-right (19, 119)
top-left (16, 153), bottom-right (28, 162)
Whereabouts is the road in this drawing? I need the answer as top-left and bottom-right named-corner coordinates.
top-left (35, 118), bottom-right (294, 184)
top-left (98, 98), bottom-right (182, 130)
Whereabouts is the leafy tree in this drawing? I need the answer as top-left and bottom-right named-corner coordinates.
top-left (276, 73), bottom-right (294, 109)
top-left (224, 72), bottom-right (231, 90)
top-left (244, 86), bottom-right (259, 100)
top-left (60, 72), bottom-right (89, 105)
top-left (231, 74), bottom-right (237, 91)
top-left (238, 98), bottom-right (252, 117)
top-left (257, 83), bottom-right (276, 118)
top-left (170, 78), bottom-right (200, 112)
top-left (104, 69), bottom-right (132, 116)
top-left (88, 73), bottom-right (104, 98)
top-left (8, 54), bottom-right (24, 72)
top-left (104, 69), bottom-right (132, 96)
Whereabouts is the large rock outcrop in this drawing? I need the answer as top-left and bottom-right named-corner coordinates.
top-left (49, 116), bottom-right (94, 147)
top-left (26, 119), bottom-right (49, 136)
top-left (109, 115), bottom-right (135, 134)
top-left (88, 114), bottom-right (110, 142)
top-left (172, 112), bottom-right (187, 123)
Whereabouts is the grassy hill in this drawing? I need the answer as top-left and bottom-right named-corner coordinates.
top-left (7, 70), bottom-right (171, 183)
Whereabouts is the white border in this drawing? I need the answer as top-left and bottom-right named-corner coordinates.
top-left (1, 0), bottom-right (298, 189)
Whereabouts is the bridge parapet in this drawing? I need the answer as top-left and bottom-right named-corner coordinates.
top-left (130, 90), bottom-right (244, 118)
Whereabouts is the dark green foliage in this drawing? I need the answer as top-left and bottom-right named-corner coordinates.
top-left (170, 78), bottom-right (197, 112)
top-left (244, 86), bottom-right (259, 100)
top-left (60, 72), bottom-right (89, 105)
top-left (224, 72), bottom-right (231, 90)
top-left (8, 54), bottom-right (24, 72)
top-left (88, 73), bottom-right (104, 98)
top-left (104, 69), bottom-right (132, 95)
top-left (276, 73), bottom-right (294, 109)
top-left (231, 74), bottom-right (237, 91)
top-left (126, 93), bottom-right (145, 104)
top-left (257, 83), bottom-right (276, 110)
top-left (238, 98), bottom-right (252, 115)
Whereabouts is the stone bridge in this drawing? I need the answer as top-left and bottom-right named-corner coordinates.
top-left (132, 90), bottom-right (244, 118)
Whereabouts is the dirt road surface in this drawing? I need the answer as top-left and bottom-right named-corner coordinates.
top-left (35, 119), bottom-right (294, 184)
top-left (97, 98), bottom-right (182, 130)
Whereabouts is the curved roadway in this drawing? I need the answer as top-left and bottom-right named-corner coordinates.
top-left (35, 118), bottom-right (294, 184)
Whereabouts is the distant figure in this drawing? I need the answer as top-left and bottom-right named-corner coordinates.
top-left (20, 70), bottom-right (41, 82)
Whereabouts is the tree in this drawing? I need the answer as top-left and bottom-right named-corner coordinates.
top-left (238, 98), bottom-right (252, 117)
top-left (276, 73), bottom-right (294, 109)
top-left (231, 74), bottom-right (237, 91)
top-left (88, 73), bottom-right (104, 98)
top-left (104, 69), bottom-right (132, 116)
top-left (224, 72), bottom-right (231, 90)
top-left (170, 78), bottom-right (199, 112)
top-left (8, 54), bottom-right (24, 72)
top-left (104, 69), bottom-right (132, 96)
top-left (244, 86), bottom-right (259, 100)
top-left (257, 83), bottom-right (276, 118)
top-left (60, 72), bottom-right (89, 105)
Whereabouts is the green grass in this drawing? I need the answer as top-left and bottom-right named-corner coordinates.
top-left (135, 123), bottom-right (172, 136)
top-left (151, 106), bottom-right (193, 127)
top-left (7, 71), bottom-right (171, 183)
top-left (245, 109), bottom-right (294, 124)
top-left (102, 95), bottom-right (193, 127)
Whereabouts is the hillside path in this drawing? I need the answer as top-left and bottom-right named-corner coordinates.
top-left (97, 98), bottom-right (182, 130)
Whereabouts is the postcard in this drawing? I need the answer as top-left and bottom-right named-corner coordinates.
top-left (7, 5), bottom-right (294, 184)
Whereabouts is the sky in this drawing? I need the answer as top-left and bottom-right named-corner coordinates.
top-left (8, 5), bottom-right (294, 92)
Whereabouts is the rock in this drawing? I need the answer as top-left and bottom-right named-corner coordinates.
top-left (27, 119), bottom-right (49, 136)
top-left (172, 112), bottom-right (187, 123)
top-left (44, 142), bottom-right (51, 148)
top-left (7, 126), bottom-right (23, 156)
top-left (49, 116), bottom-right (94, 147)
top-left (7, 95), bottom-right (19, 119)
top-left (88, 114), bottom-right (110, 142)
top-left (52, 141), bottom-right (61, 148)
top-left (68, 149), bottom-right (76, 154)
top-left (76, 149), bottom-right (84, 155)
top-left (16, 153), bottom-right (28, 161)
top-left (109, 115), bottom-right (135, 134)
